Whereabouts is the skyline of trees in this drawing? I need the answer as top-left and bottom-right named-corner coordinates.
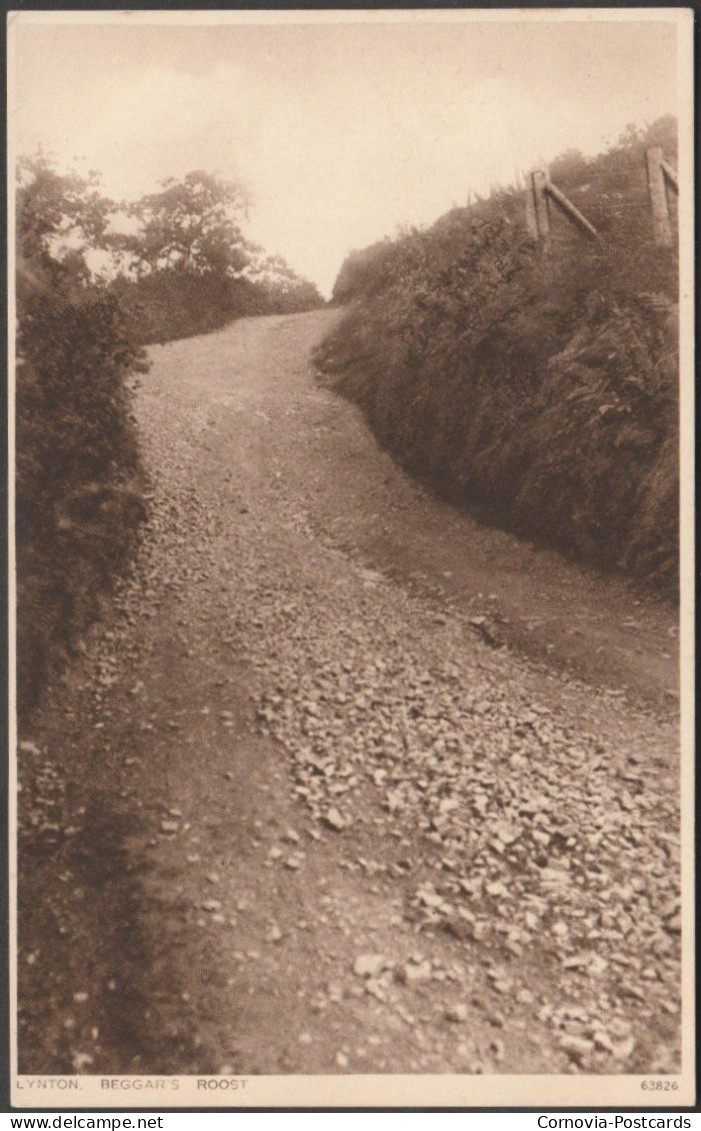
top-left (17, 151), bottom-right (322, 302)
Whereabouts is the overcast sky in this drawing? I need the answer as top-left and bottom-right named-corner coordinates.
top-left (11, 14), bottom-right (679, 296)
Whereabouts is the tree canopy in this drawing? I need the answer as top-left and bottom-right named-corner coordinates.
top-left (120, 170), bottom-right (253, 277)
top-left (17, 152), bottom-right (114, 284)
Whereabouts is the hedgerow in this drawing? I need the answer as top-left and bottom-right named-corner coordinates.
top-left (111, 268), bottom-right (323, 347)
top-left (317, 118), bottom-right (679, 593)
top-left (16, 254), bottom-right (149, 711)
top-left (15, 157), bottom-right (148, 714)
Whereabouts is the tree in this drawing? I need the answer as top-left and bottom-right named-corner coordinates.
top-left (242, 251), bottom-right (323, 313)
top-left (17, 151), bottom-right (114, 278)
top-left (123, 170), bottom-right (254, 277)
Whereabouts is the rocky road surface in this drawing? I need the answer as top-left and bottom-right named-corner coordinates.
top-left (18, 309), bottom-right (682, 1078)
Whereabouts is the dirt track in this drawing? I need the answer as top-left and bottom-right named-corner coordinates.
top-left (18, 309), bottom-right (681, 1078)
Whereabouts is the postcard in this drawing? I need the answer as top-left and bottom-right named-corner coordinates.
top-left (7, 7), bottom-right (694, 1109)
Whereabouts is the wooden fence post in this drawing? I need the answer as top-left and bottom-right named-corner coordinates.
top-left (526, 169), bottom-right (599, 247)
top-left (525, 178), bottom-right (538, 240)
top-left (646, 147), bottom-right (673, 247)
top-left (530, 170), bottom-right (551, 251)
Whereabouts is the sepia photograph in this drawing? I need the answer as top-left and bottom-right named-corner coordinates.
top-left (7, 8), bottom-right (694, 1109)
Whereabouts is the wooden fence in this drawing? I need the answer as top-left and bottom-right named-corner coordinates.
top-left (526, 147), bottom-right (678, 251)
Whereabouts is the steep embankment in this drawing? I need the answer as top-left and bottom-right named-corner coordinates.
top-left (316, 118), bottom-right (679, 594)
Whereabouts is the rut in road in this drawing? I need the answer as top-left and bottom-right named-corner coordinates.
top-left (19, 309), bottom-right (681, 1078)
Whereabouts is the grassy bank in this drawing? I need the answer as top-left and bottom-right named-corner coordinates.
top-left (316, 119), bottom-right (679, 594)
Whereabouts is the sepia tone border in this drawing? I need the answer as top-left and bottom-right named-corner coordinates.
top-left (6, 6), bottom-right (695, 1109)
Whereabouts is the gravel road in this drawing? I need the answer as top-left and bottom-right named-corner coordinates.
top-left (18, 309), bottom-right (682, 1078)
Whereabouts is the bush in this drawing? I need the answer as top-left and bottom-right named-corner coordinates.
top-left (109, 270), bottom-right (266, 345)
top-left (317, 118), bottom-right (679, 594)
top-left (16, 162), bottom-right (149, 714)
top-left (111, 267), bottom-right (325, 347)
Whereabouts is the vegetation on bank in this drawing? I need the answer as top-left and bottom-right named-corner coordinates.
top-left (16, 156), bottom-right (323, 714)
top-left (316, 117), bottom-right (679, 594)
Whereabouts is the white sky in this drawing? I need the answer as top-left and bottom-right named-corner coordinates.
top-left (11, 15), bottom-right (678, 296)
